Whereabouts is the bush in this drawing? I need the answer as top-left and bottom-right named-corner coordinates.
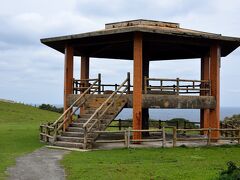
top-left (224, 114), bottom-right (240, 128)
top-left (38, 104), bottom-right (63, 113)
top-left (219, 161), bottom-right (240, 180)
top-left (167, 118), bottom-right (198, 129)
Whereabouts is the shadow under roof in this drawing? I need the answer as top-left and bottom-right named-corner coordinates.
top-left (41, 19), bottom-right (240, 60)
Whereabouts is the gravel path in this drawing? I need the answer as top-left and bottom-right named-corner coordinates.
top-left (7, 147), bottom-right (69, 180)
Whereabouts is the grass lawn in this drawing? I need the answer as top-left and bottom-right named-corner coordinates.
top-left (62, 146), bottom-right (240, 180)
top-left (0, 101), bottom-right (59, 179)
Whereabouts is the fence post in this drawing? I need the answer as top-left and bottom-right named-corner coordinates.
top-left (207, 128), bottom-right (211, 146)
top-left (176, 121), bottom-right (179, 129)
top-left (124, 129), bottom-right (128, 148)
top-left (144, 76), bottom-right (147, 94)
top-left (183, 121), bottom-right (186, 135)
top-left (83, 127), bottom-right (87, 149)
top-left (46, 125), bottom-right (50, 143)
top-left (127, 127), bottom-right (131, 148)
top-left (238, 129), bottom-right (240, 144)
top-left (127, 72), bottom-right (130, 94)
top-left (40, 125), bottom-right (43, 141)
top-left (173, 127), bottom-right (177, 147)
top-left (159, 120), bottom-right (162, 129)
top-left (162, 127), bottom-right (166, 148)
top-left (176, 78), bottom-right (180, 95)
top-left (119, 119), bottom-right (122, 130)
top-left (98, 73), bottom-right (101, 94)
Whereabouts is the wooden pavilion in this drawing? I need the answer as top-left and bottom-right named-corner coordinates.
top-left (40, 20), bottom-right (240, 149)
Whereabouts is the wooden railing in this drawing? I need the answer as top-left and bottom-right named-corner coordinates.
top-left (73, 74), bottom-right (101, 94)
top-left (93, 127), bottom-right (240, 148)
top-left (73, 73), bottom-right (132, 94)
top-left (83, 73), bottom-right (130, 148)
top-left (144, 77), bottom-right (211, 95)
top-left (109, 119), bottom-right (200, 130)
top-left (40, 77), bottom-right (100, 143)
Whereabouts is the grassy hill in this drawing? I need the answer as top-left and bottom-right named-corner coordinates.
top-left (0, 101), bottom-right (60, 179)
top-left (1, 101), bottom-right (240, 180)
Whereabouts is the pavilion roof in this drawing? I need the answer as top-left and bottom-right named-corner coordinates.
top-left (41, 19), bottom-right (240, 60)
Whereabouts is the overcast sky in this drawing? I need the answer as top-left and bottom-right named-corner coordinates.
top-left (0, 0), bottom-right (240, 106)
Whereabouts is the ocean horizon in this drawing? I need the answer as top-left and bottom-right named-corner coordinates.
top-left (52, 103), bottom-right (240, 122)
top-left (115, 107), bottom-right (240, 122)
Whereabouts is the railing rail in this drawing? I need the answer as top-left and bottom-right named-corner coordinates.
top-left (83, 72), bottom-right (130, 148)
top-left (92, 127), bottom-right (240, 148)
top-left (39, 75), bottom-right (101, 142)
top-left (145, 77), bottom-right (211, 95)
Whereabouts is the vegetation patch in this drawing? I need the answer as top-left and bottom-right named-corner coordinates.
top-left (219, 161), bottom-right (240, 180)
top-left (62, 146), bottom-right (240, 180)
top-left (0, 102), bottom-right (59, 179)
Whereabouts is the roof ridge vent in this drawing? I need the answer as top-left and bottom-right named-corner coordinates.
top-left (105, 19), bottom-right (180, 29)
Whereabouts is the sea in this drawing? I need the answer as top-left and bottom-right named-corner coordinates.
top-left (115, 107), bottom-right (240, 122)
top-left (51, 104), bottom-right (240, 122)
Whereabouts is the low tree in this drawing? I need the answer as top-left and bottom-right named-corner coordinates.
top-left (38, 104), bottom-right (63, 113)
top-left (219, 161), bottom-right (240, 180)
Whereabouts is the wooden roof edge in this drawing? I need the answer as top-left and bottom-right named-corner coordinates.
top-left (40, 25), bottom-right (240, 45)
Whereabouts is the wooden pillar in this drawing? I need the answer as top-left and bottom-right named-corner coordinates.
top-left (133, 32), bottom-right (143, 140)
top-left (142, 59), bottom-right (149, 136)
top-left (200, 56), bottom-right (210, 132)
top-left (81, 56), bottom-right (89, 84)
top-left (80, 56), bottom-right (89, 115)
top-left (209, 44), bottom-right (221, 140)
top-left (64, 44), bottom-right (74, 111)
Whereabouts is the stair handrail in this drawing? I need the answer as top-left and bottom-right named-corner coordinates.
top-left (55, 83), bottom-right (100, 133)
top-left (83, 73), bottom-right (130, 132)
top-left (55, 81), bottom-right (99, 131)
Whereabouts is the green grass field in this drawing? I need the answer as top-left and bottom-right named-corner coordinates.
top-left (1, 101), bottom-right (240, 180)
top-left (62, 146), bottom-right (240, 180)
top-left (0, 101), bottom-right (59, 179)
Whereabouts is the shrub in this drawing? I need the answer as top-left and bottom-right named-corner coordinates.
top-left (224, 114), bottom-right (240, 128)
top-left (219, 161), bottom-right (240, 180)
top-left (38, 104), bottom-right (63, 113)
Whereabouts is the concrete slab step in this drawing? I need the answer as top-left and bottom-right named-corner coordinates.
top-left (57, 136), bottom-right (93, 143)
top-left (61, 131), bottom-right (95, 138)
top-left (53, 141), bottom-right (84, 148)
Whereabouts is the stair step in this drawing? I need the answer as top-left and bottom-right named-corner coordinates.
top-left (57, 136), bottom-right (93, 143)
top-left (70, 122), bottom-right (85, 127)
top-left (62, 131), bottom-right (95, 138)
top-left (75, 118), bottom-right (110, 123)
top-left (80, 114), bottom-right (92, 118)
top-left (66, 127), bottom-right (84, 132)
top-left (62, 131), bottom-right (84, 137)
top-left (53, 141), bottom-right (84, 148)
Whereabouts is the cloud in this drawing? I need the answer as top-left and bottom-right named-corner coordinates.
top-left (0, 0), bottom-right (240, 106)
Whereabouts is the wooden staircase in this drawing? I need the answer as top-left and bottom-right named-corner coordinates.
top-left (53, 96), bottom-right (127, 149)
top-left (40, 73), bottom-right (130, 149)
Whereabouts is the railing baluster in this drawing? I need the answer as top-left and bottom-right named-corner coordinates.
top-left (144, 76), bottom-right (147, 94)
top-left (176, 78), bottom-right (179, 95)
top-left (98, 73), bottom-right (101, 94)
top-left (127, 72), bottom-right (130, 94)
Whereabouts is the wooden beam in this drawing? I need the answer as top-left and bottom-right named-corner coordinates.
top-left (209, 44), bottom-right (221, 140)
top-left (64, 44), bottom-right (74, 111)
top-left (81, 56), bottom-right (90, 91)
top-left (80, 56), bottom-right (89, 115)
top-left (133, 32), bottom-right (143, 140)
top-left (200, 56), bottom-right (210, 132)
top-left (63, 44), bottom-right (74, 130)
top-left (81, 56), bottom-right (89, 80)
top-left (142, 59), bottom-right (149, 136)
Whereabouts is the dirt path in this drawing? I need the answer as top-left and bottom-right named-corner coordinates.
top-left (7, 147), bottom-right (69, 180)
